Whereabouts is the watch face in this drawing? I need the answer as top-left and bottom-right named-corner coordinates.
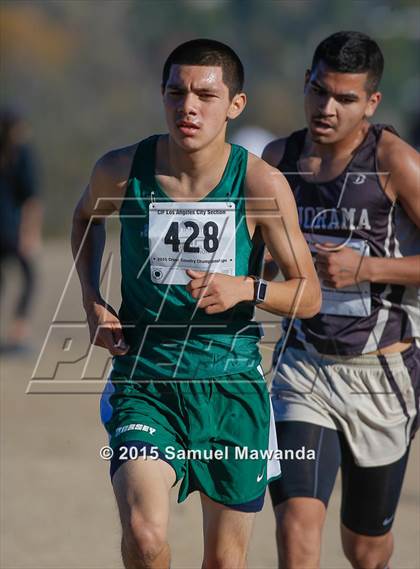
top-left (254, 279), bottom-right (267, 304)
top-left (259, 281), bottom-right (267, 301)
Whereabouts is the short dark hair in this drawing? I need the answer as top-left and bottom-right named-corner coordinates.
top-left (312, 31), bottom-right (384, 92)
top-left (162, 39), bottom-right (244, 99)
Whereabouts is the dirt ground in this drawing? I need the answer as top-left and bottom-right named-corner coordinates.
top-left (1, 238), bottom-right (419, 569)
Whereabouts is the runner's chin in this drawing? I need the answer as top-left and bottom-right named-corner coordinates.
top-left (310, 126), bottom-right (335, 143)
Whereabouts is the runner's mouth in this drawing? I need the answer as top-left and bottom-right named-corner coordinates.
top-left (311, 119), bottom-right (335, 133)
top-left (176, 121), bottom-right (201, 136)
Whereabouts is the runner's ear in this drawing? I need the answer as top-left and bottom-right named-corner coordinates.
top-left (227, 93), bottom-right (246, 120)
top-left (364, 91), bottom-right (381, 118)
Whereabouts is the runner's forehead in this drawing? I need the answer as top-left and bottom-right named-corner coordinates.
top-left (310, 62), bottom-right (368, 96)
top-left (166, 64), bottom-right (225, 91)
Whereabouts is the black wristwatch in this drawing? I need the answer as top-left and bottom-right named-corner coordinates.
top-left (253, 278), bottom-right (268, 305)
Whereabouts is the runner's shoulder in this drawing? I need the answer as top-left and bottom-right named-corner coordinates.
top-left (245, 152), bottom-right (290, 200)
top-left (261, 137), bottom-right (288, 167)
top-left (377, 129), bottom-right (419, 173)
top-left (87, 144), bottom-right (138, 211)
top-left (93, 143), bottom-right (139, 188)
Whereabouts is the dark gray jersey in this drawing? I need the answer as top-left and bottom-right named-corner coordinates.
top-left (278, 124), bottom-right (420, 355)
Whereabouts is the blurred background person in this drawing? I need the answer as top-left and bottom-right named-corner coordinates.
top-left (0, 107), bottom-right (42, 353)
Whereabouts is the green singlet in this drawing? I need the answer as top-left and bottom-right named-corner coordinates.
top-left (113, 135), bottom-right (263, 380)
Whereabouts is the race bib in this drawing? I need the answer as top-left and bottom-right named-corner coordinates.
top-left (304, 233), bottom-right (371, 317)
top-left (149, 202), bottom-right (236, 285)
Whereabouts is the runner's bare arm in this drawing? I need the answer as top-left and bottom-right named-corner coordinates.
top-left (245, 157), bottom-right (321, 317)
top-left (363, 133), bottom-right (420, 286)
top-left (71, 145), bottom-right (136, 354)
top-left (187, 158), bottom-right (320, 317)
top-left (186, 158), bottom-right (320, 317)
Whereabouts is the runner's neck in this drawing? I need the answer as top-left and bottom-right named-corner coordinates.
top-left (156, 135), bottom-right (231, 199)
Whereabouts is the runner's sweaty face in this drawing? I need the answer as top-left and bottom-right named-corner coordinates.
top-left (304, 61), bottom-right (381, 144)
top-left (162, 64), bottom-right (245, 151)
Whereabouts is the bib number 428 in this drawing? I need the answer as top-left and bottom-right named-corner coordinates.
top-left (164, 221), bottom-right (219, 253)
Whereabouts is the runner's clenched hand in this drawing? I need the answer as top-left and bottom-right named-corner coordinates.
top-left (186, 269), bottom-right (253, 314)
top-left (315, 243), bottom-right (369, 288)
top-left (85, 299), bottom-right (129, 355)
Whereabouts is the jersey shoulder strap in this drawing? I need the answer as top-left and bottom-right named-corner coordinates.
top-left (349, 123), bottom-right (399, 173)
top-left (278, 129), bottom-right (306, 172)
top-left (122, 135), bottom-right (160, 205)
top-left (128, 135), bottom-right (158, 182)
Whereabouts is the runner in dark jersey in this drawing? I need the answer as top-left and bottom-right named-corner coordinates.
top-left (263, 32), bottom-right (419, 569)
top-left (71, 40), bottom-right (320, 569)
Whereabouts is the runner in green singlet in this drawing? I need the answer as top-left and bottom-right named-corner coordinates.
top-left (71, 39), bottom-right (321, 569)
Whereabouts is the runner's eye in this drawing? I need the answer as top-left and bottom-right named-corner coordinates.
top-left (337, 97), bottom-right (356, 105)
top-left (311, 85), bottom-right (325, 96)
top-left (199, 93), bottom-right (217, 100)
top-left (167, 90), bottom-right (184, 97)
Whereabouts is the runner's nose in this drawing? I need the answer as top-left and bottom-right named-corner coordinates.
top-left (318, 95), bottom-right (336, 116)
top-left (177, 92), bottom-right (198, 116)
